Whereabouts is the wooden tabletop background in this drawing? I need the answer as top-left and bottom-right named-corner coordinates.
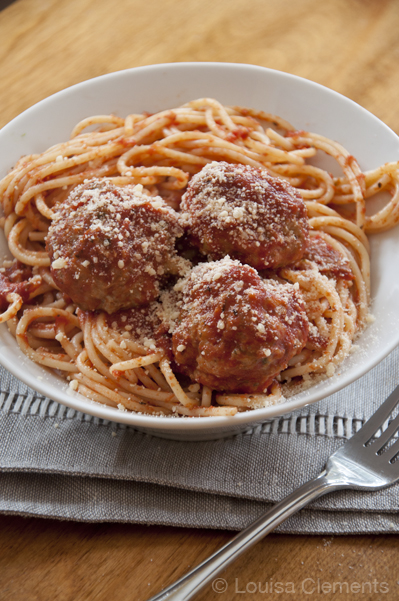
top-left (1, 0), bottom-right (399, 599)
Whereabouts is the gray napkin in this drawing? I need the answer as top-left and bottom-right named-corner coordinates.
top-left (1, 345), bottom-right (399, 534)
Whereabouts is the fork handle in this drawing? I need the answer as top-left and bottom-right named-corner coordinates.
top-left (148, 472), bottom-right (346, 601)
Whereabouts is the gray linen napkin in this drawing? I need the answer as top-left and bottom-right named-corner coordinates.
top-left (1, 345), bottom-right (399, 534)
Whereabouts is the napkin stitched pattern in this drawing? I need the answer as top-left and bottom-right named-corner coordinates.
top-left (0, 345), bottom-right (399, 534)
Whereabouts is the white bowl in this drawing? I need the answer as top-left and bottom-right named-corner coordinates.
top-left (1, 63), bottom-right (399, 440)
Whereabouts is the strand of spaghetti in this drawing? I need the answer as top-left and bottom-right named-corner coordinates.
top-left (145, 363), bottom-right (171, 392)
top-left (6, 316), bottom-right (17, 337)
top-left (229, 105), bottom-right (295, 131)
top-left (55, 323), bottom-right (81, 360)
top-left (19, 329), bottom-right (60, 351)
top-left (76, 348), bottom-right (125, 385)
top-left (147, 143), bottom-right (211, 166)
top-left (117, 149), bottom-right (189, 186)
top-left (230, 114), bottom-right (267, 133)
top-left (289, 133), bottom-right (366, 228)
top-left (29, 321), bottom-right (62, 339)
top-left (306, 202), bottom-right (370, 252)
top-left (275, 172), bottom-right (329, 199)
top-left (216, 383), bottom-right (282, 409)
top-left (119, 394), bottom-right (178, 412)
top-left (241, 136), bottom-right (305, 166)
top-left (7, 219), bottom-right (50, 266)
top-left (35, 193), bottom-right (56, 220)
top-left (364, 174), bottom-right (391, 197)
top-left (124, 114), bottom-right (145, 137)
top-left (73, 129), bottom-right (132, 149)
top-left (116, 389), bottom-right (175, 414)
top-left (265, 128), bottom-right (293, 150)
top-left (128, 113), bottom-right (177, 145)
top-left (110, 353), bottom-right (162, 376)
top-left (267, 170), bottom-right (303, 188)
top-left (70, 115), bottom-right (125, 138)
top-left (70, 331), bottom-right (84, 356)
top-left (72, 380), bottom-right (119, 407)
top-left (159, 358), bottom-right (197, 408)
top-left (2, 212), bottom-right (18, 238)
top-left (171, 404), bottom-right (237, 417)
top-left (272, 164), bottom-right (335, 203)
top-left (365, 176), bottom-right (399, 232)
top-left (201, 386), bottom-right (212, 407)
top-left (246, 129), bottom-right (272, 146)
top-left (190, 146), bottom-right (265, 169)
top-left (72, 372), bottom-right (168, 415)
top-left (290, 148), bottom-right (318, 158)
top-left (105, 338), bottom-right (142, 360)
top-left (205, 107), bottom-right (232, 139)
top-left (29, 232), bottom-right (46, 242)
top-left (184, 99), bottom-right (237, 130)
top-left (41, 290), bottom-right (56, 305)
top-left (107, 175), bottom-right (156, 186)
top-left (16, 307), bottom-right (78, 371)
top-left (0, 293), bottom-right (23, 323)
top-left (36, 267), bottom-right (59, 290)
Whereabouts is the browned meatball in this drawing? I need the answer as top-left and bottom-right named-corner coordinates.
top-left (46, 179), bottom-right (184, 313)
top-left (171, 257), bottom-right (309, 393)
top-left (180, 161), bottom-right (309, 269)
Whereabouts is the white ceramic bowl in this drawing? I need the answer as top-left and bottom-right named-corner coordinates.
top-left (1, 63), bottom-right (399, 440)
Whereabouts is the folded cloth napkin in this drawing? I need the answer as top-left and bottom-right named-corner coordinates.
top-left (1, 345), bottom-right (399, 534)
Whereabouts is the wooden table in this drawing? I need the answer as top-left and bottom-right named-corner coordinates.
top-left (1, 0), bottom-right (399, 599)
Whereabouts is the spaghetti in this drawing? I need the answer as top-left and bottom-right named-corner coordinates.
top-left (0, 97), bottom-right (398, 417)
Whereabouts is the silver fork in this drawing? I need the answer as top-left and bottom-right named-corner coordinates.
top-left (148, 384), bottom-right (399, 601)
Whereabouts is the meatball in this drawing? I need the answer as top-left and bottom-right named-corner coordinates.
top-left (180, 161), bottom-right (309, 269)
top-left (46, 179), bottom-right (184, 313)
top-left (171, 257), bottom-right (309, 393)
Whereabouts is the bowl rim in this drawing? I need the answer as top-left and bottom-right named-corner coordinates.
top-left (1, 61), bottom-right (399, 432)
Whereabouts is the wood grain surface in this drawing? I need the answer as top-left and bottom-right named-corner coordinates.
top-left (1, 0), bottom-right (399, 599)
